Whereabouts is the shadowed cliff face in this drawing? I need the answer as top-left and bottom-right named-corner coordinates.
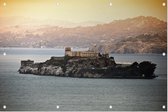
top-left (18, 56), bottom-right (157, 79)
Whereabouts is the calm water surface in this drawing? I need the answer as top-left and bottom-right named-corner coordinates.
top-left (0, 48), bottom-right (167, 111)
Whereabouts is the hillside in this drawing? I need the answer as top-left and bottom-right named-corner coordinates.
top-left (111, 34), bottom-right (167, 53)
top-left (0, 16), bottom-right (167, 53)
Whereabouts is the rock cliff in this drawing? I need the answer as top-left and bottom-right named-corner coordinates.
top-left (18, 56), bottom-right (157, 79)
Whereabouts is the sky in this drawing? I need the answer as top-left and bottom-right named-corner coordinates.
top-left (0, 0), bottom-right (167, 25)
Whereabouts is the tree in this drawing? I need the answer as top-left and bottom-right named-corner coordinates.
top-left (139, 61), bottom-right (156, 78)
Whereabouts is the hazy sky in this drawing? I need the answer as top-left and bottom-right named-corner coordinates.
top-left (0, 0), bottom-right (167, 24)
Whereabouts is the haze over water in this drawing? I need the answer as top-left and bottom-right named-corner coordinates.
top-left (0, 48), bottom-right (167, 111)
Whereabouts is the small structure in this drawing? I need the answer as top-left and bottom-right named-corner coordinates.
top-left (65, 47), bottom-right (99, 57)
top-left (21, 60), bottom-right (34, 67)
top-left (50, 56), bottom-right (64, 61)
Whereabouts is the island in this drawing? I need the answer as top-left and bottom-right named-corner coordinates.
top-left (18, 47), bottom-right (157, 79)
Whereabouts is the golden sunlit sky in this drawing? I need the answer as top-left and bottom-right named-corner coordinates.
top-left (0, 0), bottom-right (167, 25)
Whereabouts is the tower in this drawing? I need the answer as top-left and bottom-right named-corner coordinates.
top-left (65, 47), bottom-right (72, 56)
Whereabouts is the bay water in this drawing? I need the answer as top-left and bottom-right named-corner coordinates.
top-left (0, 48), bottom-right (167, 111)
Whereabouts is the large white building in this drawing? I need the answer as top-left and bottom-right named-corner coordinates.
top-left (65, 47), bottom-right (99, 57)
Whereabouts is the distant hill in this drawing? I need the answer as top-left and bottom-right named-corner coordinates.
top-left (0, 16), bottom-right (166, 53)
top-left (110, 34), bottom-right (167, 53)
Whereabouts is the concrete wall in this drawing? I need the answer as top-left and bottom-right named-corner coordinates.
top-left (65, 51), bottom-right (73, 56)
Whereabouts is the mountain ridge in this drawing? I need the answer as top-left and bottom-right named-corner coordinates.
top-left (0, 16), bottom-right (167, 53)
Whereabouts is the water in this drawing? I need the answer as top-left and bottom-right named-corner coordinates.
top-left (0, 48), bottom-right (167, 111)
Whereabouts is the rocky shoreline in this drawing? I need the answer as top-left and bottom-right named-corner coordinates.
top-left (18, 55), bottom-right (157, 79)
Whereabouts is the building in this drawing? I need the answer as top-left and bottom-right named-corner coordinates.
top-left (50, 56), bottom-right (64, 61)
top-left (65, 47), bottom-right (72, 56)
top-left (65, 47), bottom-right (99, 57)
top-left (21, 60), bottom-right (34, 67)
